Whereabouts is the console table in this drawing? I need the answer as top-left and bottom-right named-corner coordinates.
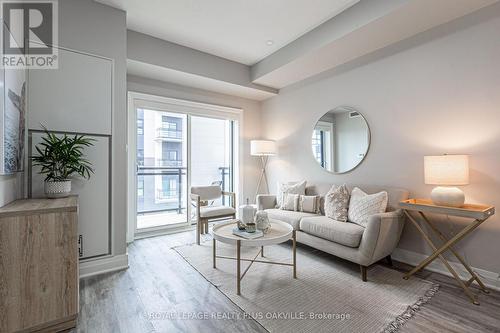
top-left (399, 199), bottom-right (495, 305)
top-left (0, 196), bottom-right (79, 332)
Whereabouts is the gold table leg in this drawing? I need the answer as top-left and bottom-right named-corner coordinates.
top-left (293, 230), bottom-right (297, 279)
top-left (406, 214), bottom-right (485, 276)
top-left (236, 240), bottom-right (241, 295)
top-left (220, 236), bottom-right (296, 295)
top-left (418, 212), bottom-right (489, 294)
top-left (403, 211), bottom-right (481, 305)
top-left (213, 238), bottom-right (216, 268)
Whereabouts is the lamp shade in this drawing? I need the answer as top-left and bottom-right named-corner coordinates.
top-left (424, 155), bottom-right (469, 186)
top-left (250, 140), bottom-right (277, 156)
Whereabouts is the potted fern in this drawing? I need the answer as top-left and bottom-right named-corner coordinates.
top-left (32, 128), bottom-right (95, 198)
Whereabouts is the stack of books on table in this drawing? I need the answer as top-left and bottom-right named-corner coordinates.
top-left (232, 228), bottom-right (264, 239)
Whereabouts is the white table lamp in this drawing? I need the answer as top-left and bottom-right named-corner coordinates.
top-left (424, 154), bottom-right (469, 207)
top-left (251, 140), bottom-right (277, 200)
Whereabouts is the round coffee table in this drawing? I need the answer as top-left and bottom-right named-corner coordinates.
top-left (212, 219), bottom-right (296, 295)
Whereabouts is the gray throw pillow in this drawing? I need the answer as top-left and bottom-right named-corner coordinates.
top-left (324, 184), bottom-right (350, 222)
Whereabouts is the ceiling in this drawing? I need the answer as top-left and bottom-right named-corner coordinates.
top-left (127, 60), bottom-right (277, 101)
top-left (95, 0), bottom-right (359, 65)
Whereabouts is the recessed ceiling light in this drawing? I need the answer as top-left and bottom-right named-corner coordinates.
top-left (266, 40), bottom-right (274, 46)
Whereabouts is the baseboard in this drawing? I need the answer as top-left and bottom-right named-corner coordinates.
top-left (392, 248), bottom-right (500, 291)
top-left (79, 253), bottom-right (129, 279)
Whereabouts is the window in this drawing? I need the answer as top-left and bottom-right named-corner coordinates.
top-left (167, 150), bottom-right (178, 161)
top-left (312, 130), bottom-right (325, 167)
top-left (162, 116), bottom-right (178, 130)
top-left (157, 176), bottom-right (178, 200)
top-left (137, 149), bottom-right (144, 166)
top-left (137, 119), bottom-right (144, 135)
top-left (137, 179), bottom-right (144, 197)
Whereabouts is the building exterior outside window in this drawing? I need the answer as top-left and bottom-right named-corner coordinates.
top-left (137, 109), bottom-right (233, 220)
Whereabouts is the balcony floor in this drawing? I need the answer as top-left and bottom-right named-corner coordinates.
top-left (137, 211), bottom-right (188, 229)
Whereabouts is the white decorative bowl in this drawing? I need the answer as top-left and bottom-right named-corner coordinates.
top-left (44, 180), bottom-right (72, 198)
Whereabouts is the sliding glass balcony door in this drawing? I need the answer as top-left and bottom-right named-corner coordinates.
top-left (133, 102), bottom-right (237, 235)
top-left (136, 109), bottom-right (188, 230)
top-left (191, 116), bottom-right (234, 206)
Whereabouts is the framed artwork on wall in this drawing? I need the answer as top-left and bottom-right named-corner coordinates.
top-left (0, 68), bottom-right (27, 174)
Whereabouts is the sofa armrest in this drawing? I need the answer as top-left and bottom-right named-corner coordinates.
top-left (358, 209), bottom-right (405, 265)
top-left (256, 194), bottom-right (277, 210)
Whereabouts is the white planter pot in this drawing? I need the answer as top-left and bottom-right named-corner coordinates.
top-left (44, 180), bottom-right (72, 198)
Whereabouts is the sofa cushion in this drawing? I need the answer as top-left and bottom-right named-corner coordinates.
top-left (265, 208), bottom-right (318, 230)
top-left (305, 183), bottom-right (408, 212)
top-left (300, 216), bottom-right (365, 248)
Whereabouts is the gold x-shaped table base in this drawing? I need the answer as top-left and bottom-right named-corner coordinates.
top-left (403, 210), bottom-right (490, 305)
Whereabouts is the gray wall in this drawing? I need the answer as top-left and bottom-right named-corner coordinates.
top-left (58, 0), bottom-right (127, 256)
top-left (261, 5), bottom-right (500, 273)
top-left (0, 0), bottom-right (127, 259)
top-left (128, 75), bottom-right (262, 204)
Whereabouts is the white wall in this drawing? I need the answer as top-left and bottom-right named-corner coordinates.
top-left (127, 75), bottom-right (262, 204)
top-left (59, 0), bottom-right (127, 257)
top-left (261, 5), bottom-right (500, 274)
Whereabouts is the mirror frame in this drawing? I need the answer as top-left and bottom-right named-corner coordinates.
top-left (311, 106), bottom-right (371, 174)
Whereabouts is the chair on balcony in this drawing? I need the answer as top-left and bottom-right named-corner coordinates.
top-left (191, 185), bottom-right (236, 245)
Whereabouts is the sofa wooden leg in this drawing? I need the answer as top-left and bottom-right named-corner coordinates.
top-left (386, 255), bottom-right (393, 267)
top-left (360, 265), bottom-right (367, 282)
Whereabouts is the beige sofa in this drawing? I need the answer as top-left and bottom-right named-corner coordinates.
top-left (257, 183), bottom-right (409, 281)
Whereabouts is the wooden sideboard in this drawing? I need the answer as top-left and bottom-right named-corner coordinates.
top-left (0, 196), bottom-right (79, 333)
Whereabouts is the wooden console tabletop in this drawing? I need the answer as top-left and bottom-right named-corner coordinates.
top-left (0, 195), bottom-right (78, 217)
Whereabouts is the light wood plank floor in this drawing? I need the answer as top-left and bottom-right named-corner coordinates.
top-left (76, 229), bottom-right (500, 333)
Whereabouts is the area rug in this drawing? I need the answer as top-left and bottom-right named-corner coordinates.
top-left (174, 242), bottom-right (439, 333)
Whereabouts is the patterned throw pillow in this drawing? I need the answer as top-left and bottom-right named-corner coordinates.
top-left (281, 193), bottom-right (299, 211)
top-left (348, 187), bottom-right (388, 227)
top-left (276, 180), bottom-right (307, 208)
top-left (299, 195), bottom-right (321, 214)
top-left (324, 184), bottom-right (350, 222)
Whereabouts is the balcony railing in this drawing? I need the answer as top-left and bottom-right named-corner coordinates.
top-left (137, 166), bottom-right (186, 215)
top-left (156, 128), bottom-right (182, 139)
top-left (157, 159), bottom-right (183, 167)
top-left (136, 166), bottom-right (231, 216)
top-left (156, 188), bottom-right (177, 200)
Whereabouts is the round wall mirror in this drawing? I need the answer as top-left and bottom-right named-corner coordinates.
top-left (311, 106), bottom-right (370, 174)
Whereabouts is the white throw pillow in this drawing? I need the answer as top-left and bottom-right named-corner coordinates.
top-left (348, 187), bottom-right (388, 227)
top-left (324, 184), bottom-right (350, 222)
top-left (276, 180), bottom-right (306, 208)
top-left (281, 193), bottom-right (299, 211)
top-left (299, 195), bottom-right (321, 214)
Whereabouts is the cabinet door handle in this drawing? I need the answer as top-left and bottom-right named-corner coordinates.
top-left (78, 235), bottom-right (83, 258)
